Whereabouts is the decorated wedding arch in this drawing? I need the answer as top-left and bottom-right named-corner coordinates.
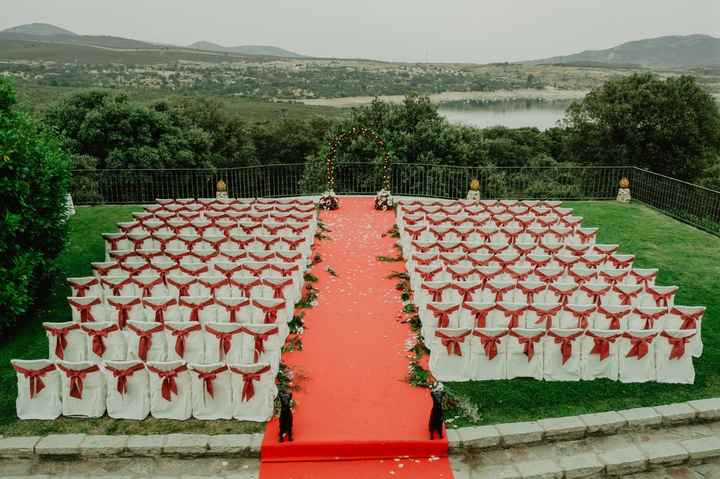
top-left (319, 127), bottom-right (394, 210)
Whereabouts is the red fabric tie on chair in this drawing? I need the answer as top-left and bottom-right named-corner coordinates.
top-left (195, 366), bottom-right (228, 399)
top-left (127, 323), bottom-right (163, 361)
top-left (57, 364), bottom-right (100, 399)
top-left (497, 304), bottom-right (528, 329)
top-left (68, 278), bottom-right (99, 297)
top-left (217, 298), bottom-right (250, 323)
top-left (647, 287), bottom-right (678, 307)
top-left (167, 323), bottom-right (202, 358)
top-left (244, 326), bottom-right (280, 361)
top-left (109, 298), bottom-right (141, 329)
top-left (105, 363), bottom-right (145, 396)
top-left (609, 255), bottom-right (635, 269)
top-left (487, 283), bottom-right (514, 303)
top-left (44, 323), bottom-right (80, 359)
top-left (147, 364), bottom-right (187, 401)
top-left (178, 263), bottom-right (209, 276)
top-left (612, 285), bottom-right (641, 306)
top-left (670, 307), bottom-right (704, 330)
top-left (633, 308), bottom-right (666, 329)
top-left (510, 331), bottom-right (545, 361)
top-left (230, 278), bottom-right (262, 298)
top-left (527, 255), bottom-right (552, 270)
top-left (199, 278), bottom-right (228, 297)
top-left (580, 284), bottom-right (610, 306)
top-left (434, 330), bottom-right (471, 356)
top-left (103, 234), bottom-right (126, 252)
top-left (282, 237), bottom-right (305, 251)
top-left (205, 325), bottom-right (243, 360)
top-left (660, 332), bottom-right (696, 360)
top-left (255, 301), bottom-right (285, 324)
top-left (167, 277), bottom-right (192, 297)
top-left (630, 270), bottom-right (657, 287)
top-left (136, 277), bottom-right (164, 297)
top-left (68, 297), bottom-right (102, 323)
top-left (179, 298), bottom-right (215, 323)
top-left (575, 229), bottom-right (596, 243)
top-left (585, 331), bottom-right (621, 361)
top-left (195, 251), bottom-right (220, 264)
top-left (597, 306), bottom-right (630, 330)
top-left (102, 276), bottom-right (133, 296)
top-left (463, 303), bottom-right (494, 328)
top-left (472, 330), bottom-right (507, 360)
top-left (548, 331), bottom-right (584, 364)
top-left (518, 283), bottom-right (546, 304)
top-left (122, 262), bottom-right (150, 277)
top-left (12, 364), bottom-right (56, 399)
top-left (143, 298), bottom-right (177, 323)
top-left (624, 333), bottom-right (657, 359)
top-left (426, 304), bottom-right (460, 328)
top-left (421, 283), bottom-right (447, 302)
top-left (82, 324), bottom-right (120, 357)
top-left (547, 285), bottom-right (576, 306)
top-left (418, 267), bottom-right (443, 281)
top-left (563, 305), bottom-right (594, 329)
top-left (451, 282), bottom-right (481, 302)
top-left (232, 365), bottom-right (271, 402)
top-left (531, 304), bottom-right (563, 330)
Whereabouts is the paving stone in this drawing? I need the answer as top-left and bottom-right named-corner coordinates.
top-left (515, 459), bottom-right (564, 479)
top-left (598, 444), bottom-right (648, 476)
top-left (446, 428), bottom-right (463, 451)
top-left (461, 425), bottom-right (501, 449)
top-left (579, 411), bottom-right (627, 435)
top-left (0, 436), bottom-right (40, 458)
top-left (618, 407), bottom-right (662, 428)
top-left (681, 435), bottom-right (720, 463)
top-left (654, 403), bottom-right (697, 425)
top-left (558, 453), bottom-right (605, 478)
top-left (124, 435), bottom-right (166, 456)
top-left (35, 434), bottom-right (86, 456)
top-left (537, 416), bottom-right (587, 441)
top-left (473, 464), bottom-right (522, 479)
top-left (496, 421), bottom-right (544, 446)
top-left (638, 440), bottom-right (689, 466)
top-left (687, 398), bottom-right (720, 420)
top-left (207, 434), bottom-right (253, 455)
top-left (163, 434), bottom-right (209, 455)
top-left (80, 435), bottom-right (128, 457)
top-left (247, 433), bottom-right (263, 456)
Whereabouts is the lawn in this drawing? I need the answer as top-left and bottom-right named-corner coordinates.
top-left (445, 200), bottom-right (720, 426)
top-left (0, 205), bottom-right (263, 436)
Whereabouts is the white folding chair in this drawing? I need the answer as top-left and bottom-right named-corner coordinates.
top-left (44, 321), bottom-right (86, 362)
top-left (189, 364), bottom-right (233, 420)
top-left (68, 296), bottom-right (107, 323)
top-left (204, 322), bottom-right (246, 364)
top-left (506, 329), bottom-right (545, 380)
top-left (428, 328), bottom-right (472, 381)
top-left (581, 329), bottom-right (621, 381)
top-left (666, 306), bottom-right (705, 357)
top-left (241, 324), bottom-right (282, 373)
top-left (656, 330), bottom-right (697, 384)
top-left (81, 322), bottom-right (127, 362)
top-left (164, 321), bottom-right (205, 364)
top-left (106, 296), bottom-right (143, 329)
top-left (142, 297), bottom-right (180, 323)
top-left (67, 277), bottom-right (102, 298)
top-left (11, 359), bottom-right (61, 420)
top-left (543, 329), bottom-right (584, 381)
top-left (618, 330), bottom-right (658, 383)
top-left (126, 320), bottom-right (166, 362)
top-left (104, 360), bottom-right (150, 420)
top-left (57, 361), bottom-right (106, 418)
top-left (468, 328), bottom-right (508, 380)
top-left (229, 363), bottom-right (277, 421)
top-left (147, 361), bottom-right (192, 420)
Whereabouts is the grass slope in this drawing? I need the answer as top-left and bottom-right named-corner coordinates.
top-left (0, 205), bottom-right (263, 436)
top-left (445, 201), bottom-right (720, 425)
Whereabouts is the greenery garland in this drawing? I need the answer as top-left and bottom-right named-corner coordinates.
top-left (325, 127), bottom-right (391, 192)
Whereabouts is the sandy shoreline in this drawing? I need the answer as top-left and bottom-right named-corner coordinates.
top-left (298, 88), bottom-right (589, 108)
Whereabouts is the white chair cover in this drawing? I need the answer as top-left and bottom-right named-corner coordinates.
top-left (67, 277), bottom-right (103, 298)
top-left (142, 297), bottom-right (180, 323)
top-left (11, 359), bottom-right (61, 420)
top-left (81, 322), bottom-right (127, 362)
top-left (506, 328), bottom-right (545, 380)
top-left (178, 296), bottom-right (217, 323)
top-left (189, 363), bottom-right (233, 420)
top-left (655, 330), bottom-right (697, 384)
top-left (240, 323), bottom-right (283, 373)
top-left (44, 321), bottom-right (86, 362)
top-left (665, 306), bottom-right (705, 357)
top-left (106, 296), bottom-right (144, 328)
top-left (468, 328), bottom-right (508, 380)
top-left (164, 321), bottom-right (205, 363)
top-left (229, 363), bottom-right (277, 421)
top-left (215, 297), bottom-right (252, 323)
top-left (619, 330), bottom-right (658, 383)
top-left (147, 361), bottom-right (192, 420)
top-left (543, 328), bottom-right (584, 381)
top-left (204, 322), bottom-right (246, 364)
top-left (428, 328), bottom-right (472, 381)
top-left (581, 329), bottom-right (622, 381)
top-left (57, 360), bottom-right (106, 418)
top-left (104, 360), bottom-right (150, 420)
top-left (67, 296), bottom-right (107, 323)
top-left (126, 320), bottom-right (167, 362)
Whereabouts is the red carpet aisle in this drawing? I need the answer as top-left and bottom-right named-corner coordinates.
top-left (261, 197), bottom-right (452, 478)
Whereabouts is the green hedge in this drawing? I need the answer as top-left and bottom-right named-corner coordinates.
top-left (0, 78), bottom-right (71, 331)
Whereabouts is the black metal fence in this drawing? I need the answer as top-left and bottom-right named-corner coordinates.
top-left (70, 163), bottom-right (720, 235)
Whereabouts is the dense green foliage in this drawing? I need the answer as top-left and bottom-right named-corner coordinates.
top-left (562, 74), bottom-right (720, 181)
top-left (0, 77), bottom-right (71, 331)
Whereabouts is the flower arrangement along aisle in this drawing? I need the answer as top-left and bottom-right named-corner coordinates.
top-left (374, 189), bottom-right (394, 211)
top-left (319, 190), bottom-right (339, 210)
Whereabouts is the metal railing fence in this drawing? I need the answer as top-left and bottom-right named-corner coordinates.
top-left (70, 163), bottom-right (720, 235)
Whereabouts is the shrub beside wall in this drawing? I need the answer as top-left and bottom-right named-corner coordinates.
top-left (0, 78), bottom-right (71, 331)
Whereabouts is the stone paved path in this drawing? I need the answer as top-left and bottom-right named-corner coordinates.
top-left (450, 422), bottom-right (720, 478)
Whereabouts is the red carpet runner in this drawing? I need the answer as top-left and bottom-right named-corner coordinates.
top-left (260, 197), bottom-right (452, 478)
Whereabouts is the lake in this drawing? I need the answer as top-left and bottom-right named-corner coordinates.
top-left (438, 100), bottom-right (571, 130)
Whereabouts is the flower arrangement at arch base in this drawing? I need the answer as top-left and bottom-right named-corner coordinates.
top-left (374, 188), bottom-right (394, 211)
top-left (319, 190), bottom-right (339, 210)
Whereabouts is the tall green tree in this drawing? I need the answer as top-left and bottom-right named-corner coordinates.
top-left (0, 77), bottom-right (71, 331)
top-left (562, 73), bottom-right (720, 180)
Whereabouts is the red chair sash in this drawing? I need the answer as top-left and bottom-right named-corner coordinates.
top-left (167, 323), bottom-right (202, 358)
top-left (147, 364), bottom-right (187, 401)
top-left (586, 331), bottom-right (621, 361)
top-left (105, 363), bottom-right (145, 395)
top-left (548, 331), bottom-right (583, 364)
top-left (194, 366), bottom-right (228, 399)
top-left (108, 298), bottom-right (142, 329)
top-left (127, 323), bottom-right (164, 361)
top-left (426, 304), bottom-right (460, 328)
top-left (68, 297), bottom-right (102, 323)
top-left (57, 364), bottom-right (100, 399)
top-left (623, 333), bottom-right (657, 359)
top-left (12, 364), bottom-right (56, 398)
top-left (179, 298), bottom-right (215, 322)
top-left (434, 330), bottom-right (471, 356)
top-left (231, 365), bottom-right (272, 402)
top-left (81, 324), bottom-right (120, 357)
top-left (473, 331), bottom-right (507, 360)
top-left (44, 323), bottom-right (80, 359)
top-left (531, 304), bottom-right (562, 330)
top-left (254, 301), bottom-right (285, 324)
top-left (509, 331), bottom-right (545, 361)
top-left (597, 306), bottom-right (630, 330)
top-left (244, 327), bottom-right (280, 361)
top-left (205, 325), bottom-right (244, 359)
top-left (670, 307), bottom-right (704, 330)
top-left (660, 331), bottom-right (696, 360)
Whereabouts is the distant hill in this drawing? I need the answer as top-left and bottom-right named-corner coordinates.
top-left (1, 22), bottom-right (77, 37)
top-left (188, 41), bottom-right (303, 58)
top-left (527, 34), bottom-right (720, 69)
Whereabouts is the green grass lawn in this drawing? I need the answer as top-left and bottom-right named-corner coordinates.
top-left (446, 200), bottom-right (720, 426)
top-left (0, 205), bottom-right (263, 436)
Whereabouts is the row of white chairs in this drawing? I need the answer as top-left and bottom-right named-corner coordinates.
top-left (116, 219), bottom-right (315, 237)
top-left (405, 240), bottom-right (631, 260)
top-left (417, 301), bottom-right (704, 355)
top-left (12, 359), bottom-right (276, 421)
top-left (43, 320), bottom-right (284, 367)
top-left (429, 327), bottom-right (696, 384)
top-left (106, 232), bottom-right (313, 253)
top-left (65, 295), bottom-right (291, 326)
top-left (398, 213), bottom-right (582, 230)
top-left (400, 225), bottom-right (597, 245)
top-left (91, 259), bottom-right (303, 281)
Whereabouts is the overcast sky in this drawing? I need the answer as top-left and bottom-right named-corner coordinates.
top-left (3, 0), bottom-right (719, 63)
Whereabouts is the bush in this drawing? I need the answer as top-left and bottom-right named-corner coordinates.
top-left (0, 78), bottom-right (72, 331)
